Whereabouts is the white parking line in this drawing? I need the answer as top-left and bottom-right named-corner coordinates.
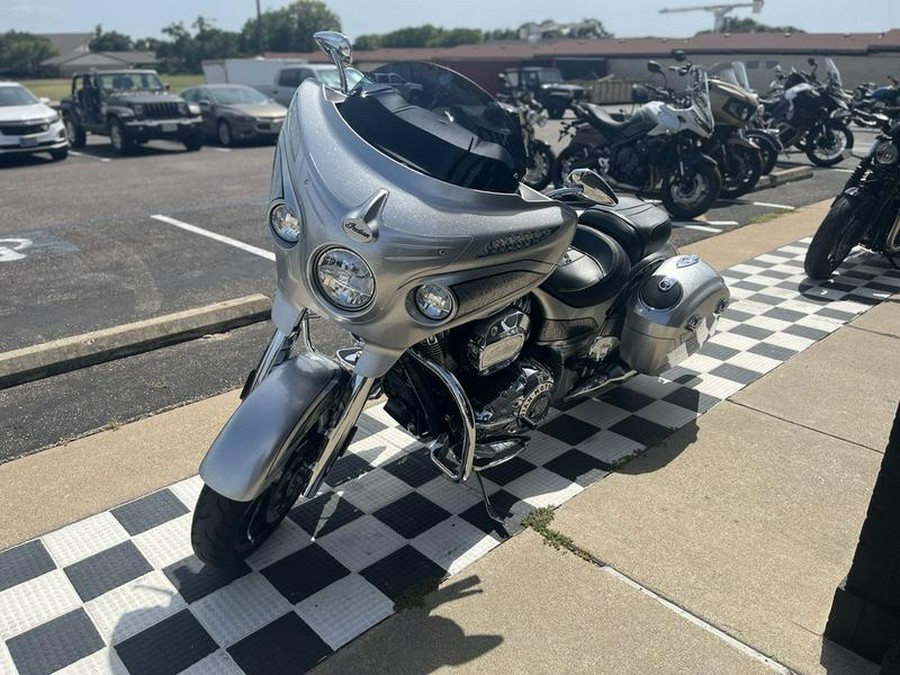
top-left (833, 168), bottom-right (856, 173)
top-left (672, 222), bottom-right (721, 233)
top-left (151, 214), bottom-right (275, 261)
top-left (213, 148), bottom-right (232, 153)
top-left (722, 199), bottom-right (796, 211)
top-left (704, 220), bottom-right (739, 226)
top-left (69, 151), bottom-right (111, 163)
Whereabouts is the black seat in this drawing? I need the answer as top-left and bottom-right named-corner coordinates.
top-left (541, 226), bottom-right (631, 308)
top-left (583, 102), bottom-right (632, 130)
top-left (577, 197), bottom-right (672, 265)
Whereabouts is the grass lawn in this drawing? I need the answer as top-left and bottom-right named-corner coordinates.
top-left (19, 74), bottom-right (206, 102)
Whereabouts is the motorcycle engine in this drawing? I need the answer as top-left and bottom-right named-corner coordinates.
top-left (613, 143), bottom-right (651, 186)
top-left (468, 357), bottom-right (554, 436)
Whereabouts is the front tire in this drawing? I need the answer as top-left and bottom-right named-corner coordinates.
top-left (50, 147), bottom-right (68, 161)
top-left (109, 118), bottom-right (132, 156)
top-left (804, 194), bottom-right (865, 279)
top-left (547, 100), bottom-right (567, 120)
top-left (523, 142), bottom-right (555, 190)
top-left (191, 428), bottom-right (324, 567)
top-left (747, 131), bottom-right (779, 175)
top-left (805, 122), bottom-right (853, 167)
top-left (64, 116), bottom-right (86, 149)
top-left (720, 144), bottom-right (763, 199)
top-left (184, 132), bottom-right (203, 152)
top-left (217, 120), bottom-right (233, 147)
top-left (661, 160), bottom-right (722, 220)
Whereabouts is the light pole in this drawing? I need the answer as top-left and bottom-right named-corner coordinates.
top-left (256, 0), bottom-right (263, 55)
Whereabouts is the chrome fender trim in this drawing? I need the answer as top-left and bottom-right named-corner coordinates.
top-left (199, 352), bottom-right (348, 502)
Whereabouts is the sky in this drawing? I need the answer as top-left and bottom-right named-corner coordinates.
top-left (4, 0), bottom-right (898, 41)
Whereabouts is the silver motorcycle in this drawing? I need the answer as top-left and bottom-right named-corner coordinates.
top-left (191, 33), bottom-right (730, 567)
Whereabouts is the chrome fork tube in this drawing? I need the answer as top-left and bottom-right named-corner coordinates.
top-left (249, 311), bottom-right (312, 394)
top-left (302, 373), bottom-right (375, 498)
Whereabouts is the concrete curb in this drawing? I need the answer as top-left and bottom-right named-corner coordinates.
top-left (0, 294), bottom-right (271, 389)
top-left (755, 166), bottom-right (814, 190)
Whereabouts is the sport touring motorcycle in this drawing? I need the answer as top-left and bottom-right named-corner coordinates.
top-left (552, 65), bottom-right (721, 220)
top-left (191, 33), bottom-right (730, 567)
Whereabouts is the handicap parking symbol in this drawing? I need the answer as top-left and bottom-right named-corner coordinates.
top-left (0, 238), bottom-right (33, 263)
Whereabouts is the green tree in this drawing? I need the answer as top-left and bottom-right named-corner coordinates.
top-left (90, 24), bottom-right (133, 51)
top-left (240, 0), bottom-right (341, 54)
top-left (354, 34), bottom-right (381, 51)
top-left (151, 17), bottom-right (243, 74)
top-left (0, 31), bottom-right (57, 76)
top-left (698, 17), bottom-right (804, 34)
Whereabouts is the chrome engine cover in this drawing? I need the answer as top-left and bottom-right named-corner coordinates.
top-left (470, 358), bottom-right (554, 435)
top-left (466, 308), bottom-right (530, 375)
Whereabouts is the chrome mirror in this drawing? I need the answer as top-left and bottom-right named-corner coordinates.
top-left (567, 169), bottom-right (618, 206)
top-left (314, 31), bottom-right (352, 93)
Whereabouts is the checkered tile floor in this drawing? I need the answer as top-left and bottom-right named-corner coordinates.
top-left (2, 239), bottom-right (898, 675)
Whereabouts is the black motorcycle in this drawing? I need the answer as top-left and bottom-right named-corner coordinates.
top-left (500, 91), bottom-right (556, 191)
top-left (805, 117), bottom-right (900, 279)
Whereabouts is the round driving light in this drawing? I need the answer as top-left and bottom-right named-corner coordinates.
top-left (269, 202), bottom-right (302, 243)
top-left (316, 248), bottom-right (375, 311)
top-left (415, 284), bottom-right (455, 321)
top-left (874, 140), bottom-right (899, 166)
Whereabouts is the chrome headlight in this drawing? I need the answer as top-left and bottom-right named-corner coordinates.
top-left (268, 202), bottom-right (302, 243)
top-left (316, 248), bottom-right (376, 311)
top-left (187, 102), bottom-right (201, 115)
top-left (415, 284), bottom-right (455, 321)
top-left (132, 104), bottom-right (144, 118)
top-left (874, 140), bottom-right (899, 165)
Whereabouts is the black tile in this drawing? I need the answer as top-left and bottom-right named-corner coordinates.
top-left (748, 342), bottom-right (799, 362)
top-left (539, 414), bottom-right (601, 445)
top-left (288, 492), bottom-right (364, 538)
top-left (355, 413), bottom-right (389, 441)
top-left (360, 545), bottom-right (446, 601)
top-left (844, 292), bottom-right (884, 306)
top-left (764, 248), bottom-right (798, 259)
top-left (164, 555), bottom-right (250, 604)
top-left (729, 323), bottom-right (775, 341)
top-left (721, 308), bottom-right (755, 323)
top-left (722, 269), bottom-right (750, 280)
top-left (763, 307), bottom-right (807, 323)
top-left (844, 269), bottom-right (880, 281)
top-left (816, 307), bottom-right (858, 322)
top-left (783, 323), bottom-right (830, 341)
top-left (460, 489), bottom-right (527, 535)
top-left (381, 452), bottom-right (441, 488)
top-left (261, 544), bottom-right (349, 603)
top-left (697, 342), bottom-right (740, 362)
top-left (479, 456), bottom-right (537, 486)
top-left (746, 293), bottom-right (786, 306)
top-left (608, 415), bottom-right (671, 447)
top-left (823, 281), bottom-right (859, 294)
top-left (776, 280), bottom-right (804, 293)
top-left (544, 450), bottom-right (611, 486)
top-left (663, 387), bottom-right (722, 414)
top-left (7, 608), bottom-right (103, 675)
top-left (0, 539), bottom-right (55, 592)
top-left (323, 453), bottom-right (372, 487)
top-left (710, 363), bottom-right (763, 385)
top-left (864, 281), bottom-right (900, 293)
top-left (661, 366), bottom-right (701, 384)
top-left (745, 259), bottom-right (774, 268)
top-left (65, 541), bottom-right (153, 602)
top-left (229, 612), bottom-right (332, 674)
top-left (111, 489), bottom-right (189, 536)
top-left (731, 279), bottom-right (767, 291)
top-left (115, 609), bottom-right (217, 675)
top-left (373, 492), bottom-right (450, 539)
top-left (601, 387), bottom-right (655, 412)
top-left (758, 269), bottom-right (794, 280)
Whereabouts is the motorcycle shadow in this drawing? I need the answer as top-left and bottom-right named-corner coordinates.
top-left (606, 418), bottom-right (700, 478)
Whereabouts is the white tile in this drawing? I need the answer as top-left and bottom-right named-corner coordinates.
top-left (728, 299), bottom-right (774, 316)
top-left (637, 400), bottom-right (702, 429)
top-left (743, 315), bottom-right (793, 333)
top-left (778, 298), bottom-right (834, 315)
top-left (43, 512), bottom-right (130, 567)
top-left (415, 477), bottom-right (482, 516)
top-left (349, 432), bottom-right (408, 467)
top-left (707, 331), bottom-right (759, 351)
top-left (565, 398), bottom-right (632, 429)
top-left (0, 639), bottom-right (15, 675)
top-left (190, 573), bottom-right (292, 648)
top-left (506, 467), bottom-right (584, 509)
top-left (316, 516), bottom-right (406, 573)
top-left (0, 569), bottom-right (81, 639)
top-left (521, 430), bottom-right (577, 464)
top-left (723, 285), bottom-right (755, 300)
top-left (180, 649), bottom-right (246, 675)
top-left (169, 475), bottom-right (204, 510)
top-left (55, 647), bottom-right (129, 674)
top-left (85, 570), bottom-right (184, 645)
top-left (412, 517), bottom-right (502, 575)
top-left (131, 513), bottom-right (193, 570)
top-left (245, 517), bottom-right (311, 571)
top-left (778, 244), bottom-right (809, 255)
top-left (741, 274), bottom-right (779, 287)
top-left (763, 333), bottom-right (816, 352)
top-left (800, 286), bottom-right (850, 302)
top-left (575, 429), bottom-right (645, 464)
top-left (678, 353), bottom-right (723, 374)
top-left (690, 374), bottom-right (746, 400)
top-left (336, 468), bottom-right (413, 513)
top-left (729, 263), bottom-right (770, 275)
top-left (295, 574), bottom-right (394, 651)
top-left (755, 253), bottom-right (793, 265)
top-left (725, 351), bottom-right (783, 374)
top-left (796, 314), bottom-right (845, 333)
top-left (752, 285), bottom-right (798, 300)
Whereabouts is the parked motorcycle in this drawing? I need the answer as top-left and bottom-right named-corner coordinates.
top-left (498, 85), bottom-right (556, 191)
top-left (852, 75), bottom-right (900, 115)
top-left (552, 65), bottom-right (721, 220)
top-left (805, 115), bottom-right (900, 279)
top-left (190, 32), bottom-right (730, 567)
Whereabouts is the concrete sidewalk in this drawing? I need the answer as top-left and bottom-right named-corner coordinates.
top-left (0, 199), bottom-right (894, 674)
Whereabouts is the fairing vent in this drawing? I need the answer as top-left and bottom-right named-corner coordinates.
top-left (479, 227), bottom-right (558, 258)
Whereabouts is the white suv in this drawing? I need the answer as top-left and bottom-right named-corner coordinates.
top-left (0, 82), bottom-right (69, 160)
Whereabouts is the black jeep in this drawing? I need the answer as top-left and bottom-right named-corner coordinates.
top-left (60, 70), bottom-right (204, 155)
top-left (499, 67), bottom-right (588, 119)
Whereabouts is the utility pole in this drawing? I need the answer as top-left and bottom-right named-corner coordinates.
top-left (256, 0), bottom-right (264, 55)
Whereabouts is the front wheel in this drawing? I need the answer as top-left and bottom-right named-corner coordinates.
top-left (191, 428), bottom-right (324, 567)
top-left (547, 100), bottom-right (567, 120)
top-left (523, 142), bottom-right (555, 190)
top-left (805, 122), bottom-right (853, 167)
top-left (184, 132), bottom-right (203, 152)
top-left (217, 119), bottom-right (232, 147)
top-left (719, 144), bottom-right (763, 199)
top-left (109, 118), bottom-right (132, 156)
top-left (49, 147), bottom-right (68, 161)
top-left (747, 131), bottom-right (779, 175)
top-left (804, 194), bottom-right (865, 279)
top-left (64, 116), bottom-right (86, 149)
top-left (660, 160), bottom-right (722, 220)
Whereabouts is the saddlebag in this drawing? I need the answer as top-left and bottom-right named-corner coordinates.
top-left (620, 254), bottom-right (729, 376)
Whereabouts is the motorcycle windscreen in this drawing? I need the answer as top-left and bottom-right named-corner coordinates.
top-left (825, 58), bottom-right (843, 88)
top-left (341, 61), bottom-right (527, 193)
top-left (687, 67), bottom-right (715, 131)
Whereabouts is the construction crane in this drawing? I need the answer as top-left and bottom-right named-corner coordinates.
top-left (659, 1), bottom-right (764, 33)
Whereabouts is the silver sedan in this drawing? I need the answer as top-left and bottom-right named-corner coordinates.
top-left (181, 84), bottom-right (287, 146)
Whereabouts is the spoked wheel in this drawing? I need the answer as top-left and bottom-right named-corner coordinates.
top-left (660, 161), bottom-right (722, 220)
top-left (191, 429), bottom-right (325, 567)
top-left (551, 144), bottom-right (594, 187)
top-left (804, 194), bottom-right (865, 279)
top-left (523, 143), bottom-right (555, 190)
top-left (720, 144), bottom-right (763, 199)
top-left (805, 122), bottom-right (854, 167)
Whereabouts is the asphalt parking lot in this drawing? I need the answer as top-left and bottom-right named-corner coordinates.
top-left (0, 120), bottom-right (881, 460)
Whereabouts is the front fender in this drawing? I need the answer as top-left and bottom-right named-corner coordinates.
top-left (683, 151), bottom-right (719, 170)
top-left (726, 136), bottom-right (758, 150)
top-left (199, 352), bottom-right (349, 502)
